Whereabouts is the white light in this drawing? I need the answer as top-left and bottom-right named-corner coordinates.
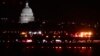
top-left (43, 39), bottom-right (47, 43)
top-left (55, 46), bottom-right (58, 48)
top-left (65, 40), bottom-right (68, 43)
top-left (55, 39), bottom-right (62, 43)
top-left (19, 2), bottom-right (34, 24)
top-left (38, 31), bottom-right (42, 34)
top-left (7, 40), bottom-right (10, 43)
top-left (16, 39), bottom-right (19, 42)
top-left (46, 35), bottom-right (49, 38)
top-left (50, 41), bottom-right (53, 43)
top-left (29, 31), bottom-right (32, 34)
top-left (29, 31), bottom-right (33, 37)
top-left (33, 32), bottom-right (37, 35)
top-left (59, 46), bottom-right (62, 48)
top-left (42, 21), bottom-right (46, 24)
top-left (26, 39), bottom-right (32, 43)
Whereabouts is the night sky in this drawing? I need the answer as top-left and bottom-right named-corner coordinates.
top-left (0, 0), bottom-right (100, 23)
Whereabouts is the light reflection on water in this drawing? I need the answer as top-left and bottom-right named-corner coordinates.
top-left (58, 46), bottom-right (92, 56)
top-left (66, 46), bottom-right (92, 56)
top-left (22, 46), bottom-right (92, 56)
top-left (0, 46), bottom-right (95, 56)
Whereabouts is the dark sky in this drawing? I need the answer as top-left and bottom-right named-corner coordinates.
top-left (0, 0), bottom-right (100, 22)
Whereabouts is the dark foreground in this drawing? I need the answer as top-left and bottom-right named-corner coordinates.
top-left (0, 44), bottom-right (100, 56)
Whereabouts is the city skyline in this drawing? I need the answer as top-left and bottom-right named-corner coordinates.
top-left (0, 1), bottom-right (100, 56)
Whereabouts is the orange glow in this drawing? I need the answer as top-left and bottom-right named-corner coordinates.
top-left (75, 31), bottom-right (93, 38)
top-left (20, 32), bottom-right (28, 37)
top-left (21, 32), bottom-right (27, 35)
top-left (25, 35), bottom-right (28, 37)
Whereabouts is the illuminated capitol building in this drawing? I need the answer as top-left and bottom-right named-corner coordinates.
top-left (0, 2), bottom-right (100, 45)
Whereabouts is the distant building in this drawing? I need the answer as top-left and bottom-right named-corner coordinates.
top-left (19, 2), bottom-right (34, 24)
top-left (0, 17), bottom-right (8, 23)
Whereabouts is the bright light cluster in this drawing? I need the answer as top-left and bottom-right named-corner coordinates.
top-left (55, 39), bottom-right (62, 43)
top-left (22, 39), bottom-right (33, 43)
top-left (26, 39), bottom-right (32, 43)
top-left (29, 31), bottom-right (42, 35)
top-left (20, 32), bottom-right (28, 37)
top-left (75, 31), bottom-right (93, 38)
top-left (20, 31), bottom-right (42, 37)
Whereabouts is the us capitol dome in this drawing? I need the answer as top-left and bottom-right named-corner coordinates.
top-left (19, 2), bottom-right (34, 23)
